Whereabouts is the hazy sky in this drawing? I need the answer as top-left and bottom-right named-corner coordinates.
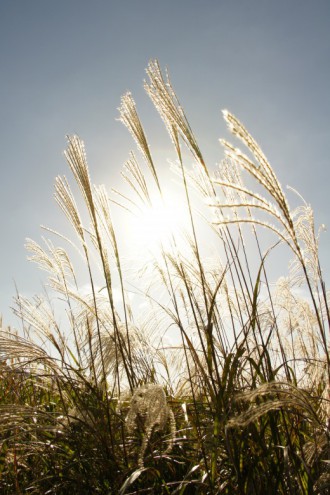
top-left (1, 0), bottom-right (330, 326)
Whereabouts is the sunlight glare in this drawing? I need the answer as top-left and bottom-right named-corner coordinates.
top-left (132, 193), bottom-right (188, 254)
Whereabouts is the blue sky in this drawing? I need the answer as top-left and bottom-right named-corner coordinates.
top-left (1, 0), bottom-right (330, 326)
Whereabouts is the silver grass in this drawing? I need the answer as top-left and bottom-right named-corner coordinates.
top-left (227, 381), bottom-right (322, 429)
top-left (119, 92), bottom-right (161, 192)
top-left (222, 110), bottom-right (290, 216)
top-left (145, 59), bottom-right (206, 169)
top-left (0, 331), bottom-right (63, 376)
top-left (54, 175), bottom-right (85, 241)
top-left (120, 152), bottom-right (151, 207)
top-left (64, 135), bottom-right (94, 219)
top-left (126, 384), bottom-right (176, 467)
top-left (2, 60), bottom-right (329, 491)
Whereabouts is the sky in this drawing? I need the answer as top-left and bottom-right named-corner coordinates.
top-left (1, 0), bottom-right (330, 327)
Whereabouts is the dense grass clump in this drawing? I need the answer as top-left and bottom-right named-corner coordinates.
top-left (0, 60), bottom-right (329, 494)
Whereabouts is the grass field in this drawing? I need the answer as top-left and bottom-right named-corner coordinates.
top-left (0, 60), bottom-right (329, 494)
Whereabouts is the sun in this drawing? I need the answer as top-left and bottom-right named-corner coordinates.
top-left (131, 191), bottom-right (189, 255)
